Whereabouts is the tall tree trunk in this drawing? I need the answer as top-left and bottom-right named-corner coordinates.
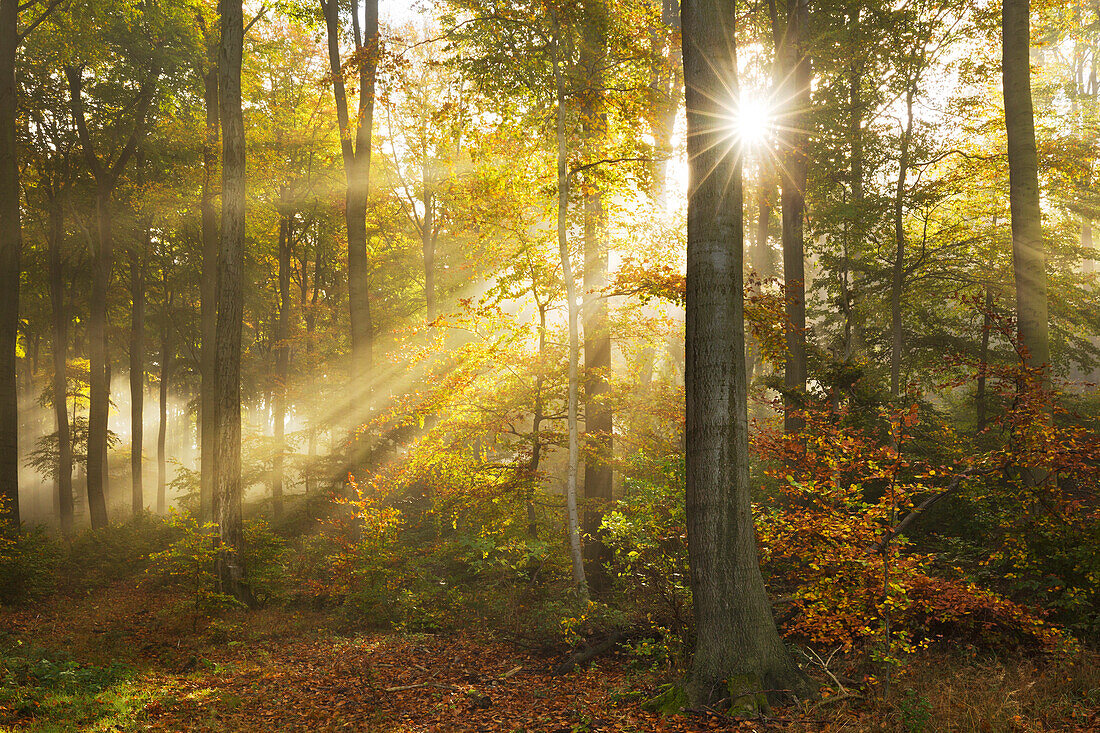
top-left (580, 0), bottom-right (613, 598)
top-left (214, 0), bottom-right (252, 606)
top-left (681, 0), bottom-right (812, 708)
top-left (647, 0), bottom-right (682, 208)
top-left (976, 287), bottom-right (993, 432)
top-left (67, 65), bottom-right (157, 529)
top-left (200, 39), bottom-right (219, 524)
top-left (1003, 0), bottom-right (1050, 378)
top-left (321, 0), bottom-right (377, 384)
top-left (273, 212), bottom-right (291, 518)
top-left (889, 86), bottom-right (914, 398)
top-left (777, 0), bottom-right (811, 434)
top-left (301, 239), bottom-right (318, 496)
top-left (527, 294), bottom-right (548, 539)
top-left (129, 231), bottom-right (147, 514)
top-left (157, 313), bottom-right (169, 515)
top-left (842, 3), bottom-right (864, 361)
top-left (422, 166), bottom-right (437, 321)
top-left (0, 0), bottom-right (20, 526)
top-left (552, 21), bottom-right (589, 601)
top-left (86, 187), bottom-right (112, 528)
top-left (48, 193), bottom-right (73, 534)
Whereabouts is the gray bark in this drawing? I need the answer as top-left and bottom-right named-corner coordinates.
top-left (777, 0), bottom-right (811, 434)
top-left (214, 0), bottom-right (252, 605)
top-left (1003, 0), bottom-right (1050, 377)
top-left (0, 0), bottom-right (19, 526)
top-left (200, 21), bottom-right (219, 524)
top-left (551, 18), bottom-right (588, 600)
top-left (130, 230), bottom-right (147, 514)
top-left (682, 0), bottom-right (813, 708)
top-left (580, 0), bottom-right (613, 598)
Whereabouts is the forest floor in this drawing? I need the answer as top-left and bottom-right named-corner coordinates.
top-left (1, 582), bottom-right (1098, 732)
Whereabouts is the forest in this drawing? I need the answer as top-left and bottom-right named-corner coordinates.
top-left (0, 0), bottom-right (1099, 729)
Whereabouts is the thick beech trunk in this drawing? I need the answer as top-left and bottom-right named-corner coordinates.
top-left (1003, 0), bottom-right (1050, 378)
top-left (682, 0), bottom-right (812, 708)
top-left (0, 0), bottom-right (19, 526)
top-left (214, 0), bottom-right (252, 606)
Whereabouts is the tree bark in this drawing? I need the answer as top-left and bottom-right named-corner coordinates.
top-left (976, 287), bottom-right (993, 432)
top-left (0, 0), bottom-right (20, 526)
top-left (1003, 0), bottom-right (1050, 379)
top-left (580, 0), bottom-right (613, 598)
top-left (321, 0), bottom-right (377, 383)
top-left (682, 0), bottom-right (812, 708)
top-left (48, 191), bottom-right (73, 534)
top-left (157, 309), bottom-right (169, 515)
top-left (130, 229), bottom-right (148, 514)
top-left (647, 0), bottom-right (682, 208)
top-left (66, 65), bottom-right (157, 529)
top-left (273, 211), bottom-right (291, 519)
top-left (889, 86), bottom-right (914, 398)
top-left (200, 25), bottom-right (219, 524)
top-left (214, 0), bottom-right (252, 606)
top-left (776, 0), bottom-right (811, 434)
top-left (552, 18), bottom-right (589, 601)
top-left (422, 164), bottom-right (437, 321)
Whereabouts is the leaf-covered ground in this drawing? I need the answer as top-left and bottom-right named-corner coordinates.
top-left (2, 582), bottom-right (1098, 732)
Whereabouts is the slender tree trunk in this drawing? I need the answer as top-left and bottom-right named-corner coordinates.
top-left (648, 0), bottom-right (682, 208)
top-left (753, 169), bottom-right (776, 278)
top-left (890, 87), bottom-right (914, 398)
top-left (67, 65), bottom-right (157, 529)
top-left (86, 188), bottom-right (112, 528)
top-left (527, 296), bottom-right (548, 539)
top-left (777, 0), bottom-right (811, 434)
top-left (48, 193), bottom-right (73, 535)
top-left (843, 5), bottom-right (864, 360)
top-left (552, 25), bottom-right (589, 601)
top-left (302, 242), bottom-right (318, 496)
top-left (422, 168), bottom-right (437, 321)
top-left (976, 287), bottom-right (993, 432)
top-left (273, 212), bottom-right (291, 518)
top-left (580, 0), bottom-right (613, 597)
top-left (214, 0), bottom-right (252, 606)
top-left (1003, 0), bottom-right (1050, 378)
top-left (200, 47), bottom-right (219, 524)
top-left (0, 0), bottom-right (20, 526)
top-left (157, 310), bottom-right (169, 514)
top-left (682, 0), bottom-right (812, 708)
top-left (129, 233), bottom-right (147, 514)
top-left (321, 0), bottom-right (377, 383)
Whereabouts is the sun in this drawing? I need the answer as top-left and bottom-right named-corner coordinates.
top-left (732, 94), bottom-right (773, 149)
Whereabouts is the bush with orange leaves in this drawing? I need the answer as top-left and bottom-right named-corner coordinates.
top-left (752, 354), bottom-right (1100, 654)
